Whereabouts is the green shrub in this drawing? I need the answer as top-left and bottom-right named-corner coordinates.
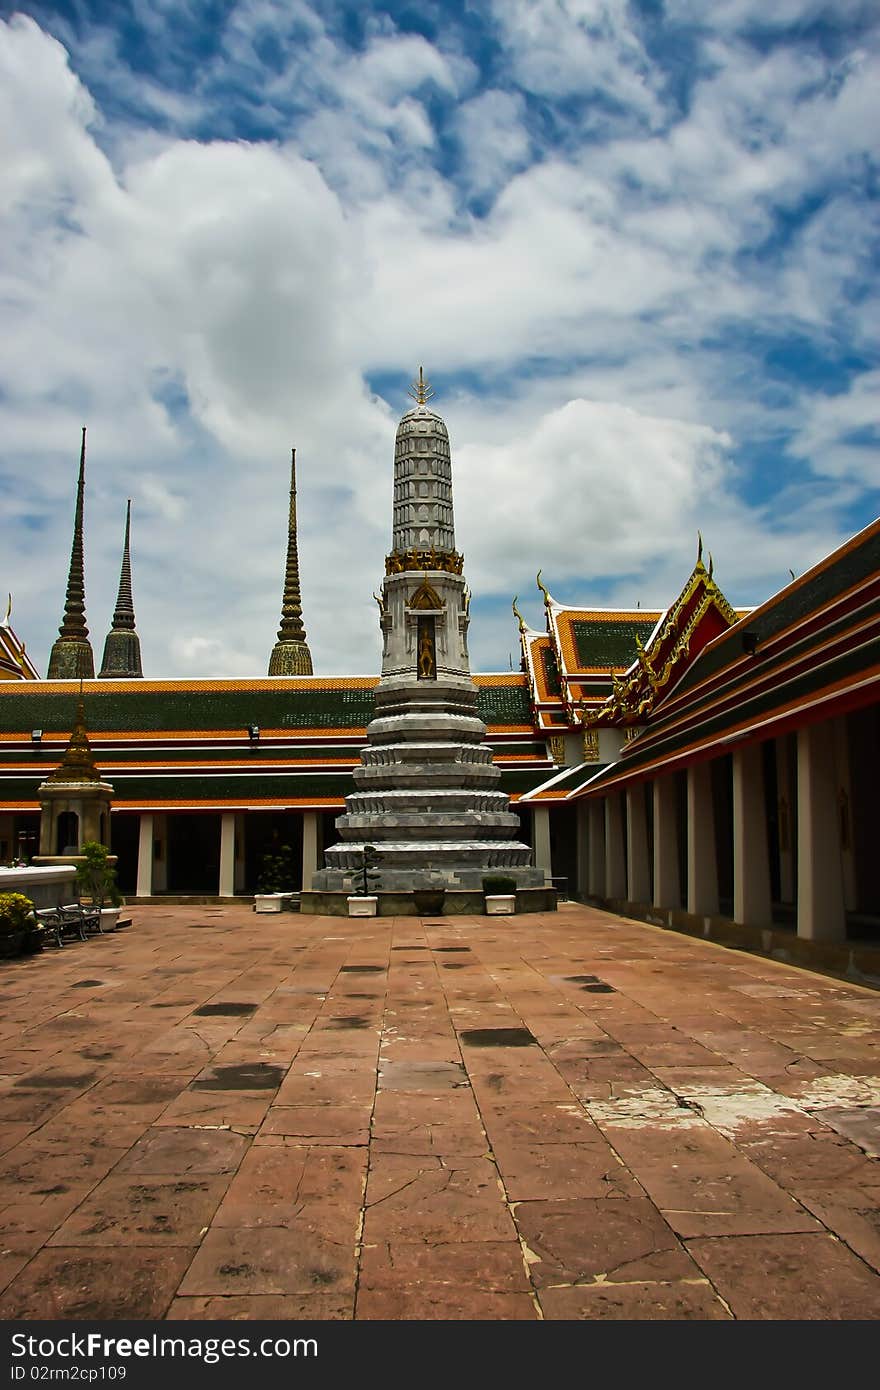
top-left (482, 876), bottom-right (517, 896)
top-left (0, 892), bottom-right (36, 935)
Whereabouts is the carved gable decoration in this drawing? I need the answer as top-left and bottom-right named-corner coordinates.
top-left (586, 548), bottom-right (740, 728)
top-left (408, 579), bottom-right (444, 611)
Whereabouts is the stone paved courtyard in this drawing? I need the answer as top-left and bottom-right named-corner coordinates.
top-left (1, 901), bottom-right (879, 1321)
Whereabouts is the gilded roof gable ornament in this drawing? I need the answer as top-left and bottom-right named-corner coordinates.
top-left (697, 531), bottom-right (704, 568)
top-left (408, 577), bottom-right (444, 610)
top-left (408, 366), bottom-right (435, 406)
top-left (511, 596), bottom-right (527, 634)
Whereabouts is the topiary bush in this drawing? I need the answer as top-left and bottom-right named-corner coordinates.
top-left (482, 876), bottom-right (517, 896)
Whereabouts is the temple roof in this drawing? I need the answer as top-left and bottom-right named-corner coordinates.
top-left (571, 516), bottom-right (880, 795)
top-left (0, 602), bottom-right (39, 681)
top-left (586, 546), bottom-right (746, 727)
top-left (0, 672), bottom-right (552, 812)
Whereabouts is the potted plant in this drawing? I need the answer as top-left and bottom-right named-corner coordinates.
top-left (0, 891), bottom-right (41, 956)
top-left (76, 841), bottom-right (123, 929)
top-left (482, 875), bottom-right (517, 916)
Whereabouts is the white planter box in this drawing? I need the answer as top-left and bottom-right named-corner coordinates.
top-left (485, 894), bottom-right (516, 915)
top-left (254, 894), bottom-right (285, 913)
top-left (348, 896), bottom-right (378, 917)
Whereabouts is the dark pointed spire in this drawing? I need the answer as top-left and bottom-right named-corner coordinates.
top-left (99, 499), bottom-right (143, 679)
top-left (268, 448), bottom-right (313, 676)
top-left (47, 427), bottom-right (95, 680)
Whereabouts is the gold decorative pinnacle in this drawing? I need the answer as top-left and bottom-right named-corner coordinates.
top-left (512, 596), bottom-right (527, 633)
top-left (697, 531), bottom-right (704, 566)
top-left (407, 366), bottom-right (434, 406)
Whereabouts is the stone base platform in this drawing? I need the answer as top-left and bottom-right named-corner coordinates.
top-left (300, 886), bottom-right (557, 916)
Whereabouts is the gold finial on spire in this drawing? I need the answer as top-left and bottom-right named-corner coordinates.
top-left (697, 531), bottom-right (704, 566)
top-left (512, 596), bottom-right (527, 633)
top-left (408, 366), bottom-right (434, 406)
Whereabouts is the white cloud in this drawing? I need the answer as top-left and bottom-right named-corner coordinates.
top-left (0, 9), bottom-right (877, 682)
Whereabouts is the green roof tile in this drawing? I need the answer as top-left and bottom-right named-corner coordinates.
top-left (571, 619), bottom-right (656, 669)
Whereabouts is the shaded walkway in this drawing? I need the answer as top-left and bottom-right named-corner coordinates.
top-left (1, 903), bottom-right (879, 1320)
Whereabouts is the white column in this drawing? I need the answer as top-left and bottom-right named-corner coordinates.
top-left (797, 723), bottom-right (846, 941)
top-left (626, 785), bottom-right (651, 903)
top-left (136, 812), bottom-right (153, 898)
top-left (587, 799), bottom-right (606, 897)
top-left (733, 744), bottom-right (772, 927)
top-left (775, 738), bottom-right (795, 904)
top-left (605, 794), bottom-right (626, 900)
top-left (653, 775), bottom-right (680, 909)
top-left (532, 805), bottom-right (552, 883)
top-left (302, 811), bottom-right (319, 892)
top-left (687, 762), bottom-right (719, 917)
top-left (575, 801), bottom-right (589, 899)
top-left (219, 812), bottom-right (235, 897)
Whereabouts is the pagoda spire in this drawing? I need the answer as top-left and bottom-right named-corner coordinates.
top-left (47, 427), bottom-right (95, 680)
top-left (268, 448), bottom-right (313, 676)
top-left (99, 500), bottom-right (143, 679)
top-left (44, 688), bottom-right (101, 785)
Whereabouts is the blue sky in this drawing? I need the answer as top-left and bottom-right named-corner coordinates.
top-left (1, 0), bottom-right (878, 676)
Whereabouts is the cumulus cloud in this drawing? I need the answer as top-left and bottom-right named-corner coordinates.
top-left (0, 6), bottom-right (877, 681)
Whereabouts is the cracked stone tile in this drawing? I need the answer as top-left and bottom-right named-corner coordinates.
top-left (47, 1174), bottom-right (229, 1246)
top-left (358, 1239), bottom-right (529, 1293)
top-left (539, 1279), bottom-right (731, 1320)
top-left (795, 1186), bottom-right (880, 1274)
top-left (356, 1288), bottom-right (537, 1319)
top-left (212, 1144), bottom-right (365, 1229)
top-left (479, 1102), bottom-right (600, 1146)
top-left (116, 1125), bottom-right (250, 1176)
top-left (815, 1105), bottom-right (880, 1157)
top-left (513, 1197), bottom-right (700, 1287)
top-left (686, 1231), bottom-right (880, 1318)
top-left (492, 1141), bottom-right (635, 1202)
top-left (166, 1292), bottom-right (353, 1319)
top-left (0, 1246), bottom-right (194, 1320)
top-left (179, 1225), bottom-right (356, 1298)
top-left (363, 1153), bottom-right (517, 1244)
top-left (258, 1104), bottom-right (372, 1144)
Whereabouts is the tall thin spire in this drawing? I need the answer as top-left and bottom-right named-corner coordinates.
top-left (47, 426), bottom-right (95, 680)
top-left (99, 499), bottom-right (143, 679)
top-left (268, 448), bottom-right (313, 676)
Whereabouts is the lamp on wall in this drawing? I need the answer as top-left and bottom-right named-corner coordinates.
top-left (31, 729), bottom-right (42, 742)
top-left (247, 725), bottom-right (260, 741)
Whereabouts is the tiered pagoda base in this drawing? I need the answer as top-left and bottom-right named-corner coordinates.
top-left (311, 676), bottom-right (544, 894)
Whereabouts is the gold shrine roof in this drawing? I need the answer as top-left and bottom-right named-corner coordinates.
top-left (0, 618), bottom-right (39, 681)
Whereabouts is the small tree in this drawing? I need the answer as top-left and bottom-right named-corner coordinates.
top-left (75, 841), bottom-right (123, 908)
top-left (257, 843), bottom-right (295, 893)
top-left (360, 844), bottom-right (381, 896)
